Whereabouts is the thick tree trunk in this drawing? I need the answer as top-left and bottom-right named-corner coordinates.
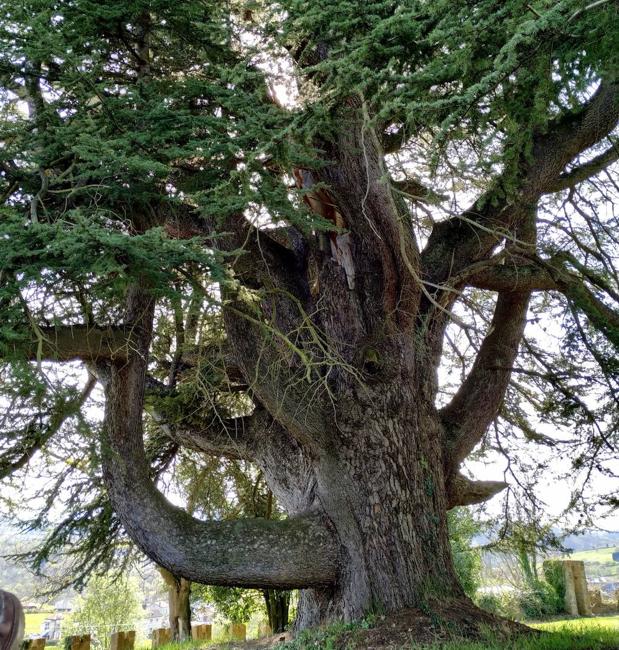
top-left (206, 114), bottom-right (464, 625)
top-left (158, 568), bottom-right (192, 642)
top-left (264, 395), bottom-right (464, 628)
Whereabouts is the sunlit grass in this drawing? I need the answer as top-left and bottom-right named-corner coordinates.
top-left (408, 630), bottom-right (619, 649)
top-left (529, 614), bottom-right (619, 633)
top-left (414, 617), bottom-right (619, 649)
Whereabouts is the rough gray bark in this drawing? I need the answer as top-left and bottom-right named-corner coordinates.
top-left (97, 289), bottom-right (338, 590)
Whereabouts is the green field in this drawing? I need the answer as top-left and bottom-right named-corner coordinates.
top-left (24, 611), bottom-right (55, 637)
top-left (565, 546), bottom-right (619, 564)
top-left (559, 546), bottom-right (619, 581)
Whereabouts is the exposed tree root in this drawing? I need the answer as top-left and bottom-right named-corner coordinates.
top-left (218, 601), bottom-right (535, 649)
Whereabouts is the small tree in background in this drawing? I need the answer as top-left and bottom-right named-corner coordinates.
top-left (261, 590), bottom-right (291, 636)
top-left (508, 522), bottom-right (563, 619)
top-left (195, 585), bottom-right (261, 626)
top-left (156, 568), bottom-right (191, 643)
top-left (61, 576), bottom-right (141, 650)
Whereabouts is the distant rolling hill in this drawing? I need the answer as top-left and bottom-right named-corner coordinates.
top-left (562, 531), bottom-right (619, 553)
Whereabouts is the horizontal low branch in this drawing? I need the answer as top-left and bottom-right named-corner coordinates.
top-left (109, 486), bottom-right (338, 589)
top-left (7, 326), bottom-right (248, 386)
top-left (106, 397), bottom-right (338, 589)
top-left (100, 285), bottom-right (338, 589)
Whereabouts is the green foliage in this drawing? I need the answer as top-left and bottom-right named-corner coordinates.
top-left (477, 513), bottom-right (567, 620)
top-left (61, 575), bottom-right (141, 650)
top-left (531, 616), bottom-right (619, 633)
top-left (0, 0), bottom-right (313, 356)
top-left (516, 581), bottom-right (563, 620)
top-left (144, 642), bottom-right (203, 650)
top-left (475, 593), bottom-right (520, 622)
top-left (277, 618), bottom-right (373, 650)
top-left (408, 628), bottom-right (619, 650)
top-left (194, 585), bottom-right (261, 624)
top-left (476, 583), bottom-right (563, 622)
top-left (542, 561), bottom-right (566, 605)
top-left (278, 0), bottom-right (618, 165)
top-left (448, 508), bottom-right (482, 598)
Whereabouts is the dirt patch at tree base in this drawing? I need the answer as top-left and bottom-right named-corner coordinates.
top-left (214, 599), bottom-right (530, 649)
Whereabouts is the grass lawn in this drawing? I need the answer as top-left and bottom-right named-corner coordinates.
top-left (528, 614), bottom-right (619, 633)
top-left (405, 630), bottom-right (619, 649)
top-left (276, 615), bottom-right (619, 649)
top-left (75, 615), bottom-right (619, 649)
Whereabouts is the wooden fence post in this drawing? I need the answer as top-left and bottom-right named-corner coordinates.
top-left (228, 624), bottom-right (246, 641)
top-left (110, 631), bottom-right (135, 650)
top-left (151, 628), bottom-right (171, 649)
top-left (65, 634), bottom-right (90, 650)
top-left (21, 639), bottom-right (46, 650)
top-left (190, 625), bottom-right (212, 642)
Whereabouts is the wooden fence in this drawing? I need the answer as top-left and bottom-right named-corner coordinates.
top-left (23, 624), bottom-right (248, 650)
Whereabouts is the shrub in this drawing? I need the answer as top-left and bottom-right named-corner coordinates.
top-left (194, 585), bottom-right (261, 624)
top-left (517, 581), bottom-right (563, 619)
top-left (476, 592), bottom-right (520, 620)
top-left (542, 561), bottom-right (566, 604)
